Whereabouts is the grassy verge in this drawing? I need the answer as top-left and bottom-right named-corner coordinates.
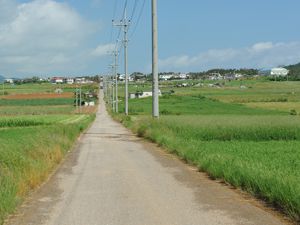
top-left (112, 113), bottom-right (300, 222)
top-left (111, 80), bottom-right (300, 222)
top-left (0, 114), bottom-right (95, 224)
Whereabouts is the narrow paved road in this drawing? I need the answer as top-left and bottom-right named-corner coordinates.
top-left (6, 91), bottom-right (288, 225)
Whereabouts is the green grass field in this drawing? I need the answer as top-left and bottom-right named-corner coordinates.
top-left (0, 83), bottom-right (98, 224)
top-left (0, 105), bottom-right (75, 115)
top-left (0, 98), bottom-right (74, 106)
top-left (112, 79), bottom-right (300, 222)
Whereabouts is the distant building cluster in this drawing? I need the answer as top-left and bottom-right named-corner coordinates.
top-left (50, 77), bottom-right (94, 84)
top-left (2, 76), bottom-right (97, 85)
top-left (208, 73), bottom-right (244, 81)
top-left (159, 73), bottom-right (189, 81)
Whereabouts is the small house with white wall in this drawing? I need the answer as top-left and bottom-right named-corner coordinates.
top-left (66, 78), bottom-right (74, 84)
top-left (5, 78), bottom-right (14, 84)
top-left (130, 90), bottom-right (162, 99)
top-left (51, 77), bottom-right (64, 84)
top-left (271, 68), bottom-right (289, 77)
top-left (159, 74), bottom-right (174, 81)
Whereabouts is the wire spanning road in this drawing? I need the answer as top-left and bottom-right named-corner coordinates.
top-left (5, 91), bottom-right (288, 225)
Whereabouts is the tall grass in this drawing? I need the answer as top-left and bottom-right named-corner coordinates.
top-left (152, 115), bottom-right (300, 141)
top-left (114, 81), bottom-right (300, 222)
top-left (0, 83), bottom-right (98, 224)
top-left (0, 115), bottom-right (95, 224)
top-left (117, 115), bottom-right (300, 222)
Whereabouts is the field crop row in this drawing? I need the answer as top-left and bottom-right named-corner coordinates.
top-left (0, 115), bottom-right (90, 128)
top-left (0, 98), bottom-right (74, 106)
top-left (117, 95), bottom-right (286, 116)
top-left (0, 105), bottom-right (75, 115)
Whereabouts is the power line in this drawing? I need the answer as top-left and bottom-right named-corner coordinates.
top-left (129, 0), bottom-right (146, 38)
top-left (110, 0), bottom-right (118, 43)
top-left (113, 7), bottom-right (130, 116)
top-left (130, 0), bottom-right (139, 21)
top-left (112, 0), bottom-right (118, 19)
top-left (122, 0), bottom-right (128, 19)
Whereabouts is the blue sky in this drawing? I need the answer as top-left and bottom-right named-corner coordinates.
top-left (0, 0), bottom-right (300, 77)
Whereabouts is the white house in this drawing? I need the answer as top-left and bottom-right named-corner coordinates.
top-left (209, 73), bottom-right (223, 80)
top-left (119, 74), bottom-right (133, 82)
top-left (66, 78), bottom-right (74, 84)
top-left (119, 74), bottom-right (125, 81)
top-left (75, 77), bottom-right (86, 84)
top-left (271, 68), bottom-right (289, 77)
top-left (159, 74), bottom-right (174, 80)
top-left (179, 73), bottom-right (188, 79)
top-left (131, 90), bottom-right (162, 99)
top-left (51, 77), bottom-right (63, 84)
top-left (5, 78), bottom-right (14, 84)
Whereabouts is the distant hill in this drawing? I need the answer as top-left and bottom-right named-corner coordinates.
top-left (285, 62), bottom-right (300, 80)
top-left (0, 75), bottom-right (5, 83)
top-left (285, 62), bottom-right (300, 70)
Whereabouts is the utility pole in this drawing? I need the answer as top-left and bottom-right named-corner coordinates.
top-left (108, 49), bottom-right (119, 113)
top-left (75, 88), bottom-right (78, 113)
top-left (152, 0), bottom-right (159, 118)
top-left (107, 76), bottom-right (110, 105)
top-left (113, 11), bottom-right (130, 115)
top-left (105, 77), bottom-right (109, 103)
top-left (112, 76), bottom-right (115, 112)
top-left (79, 84), bottom-right (82, 114)
top-left (114, 50), bottom-right (119, 113)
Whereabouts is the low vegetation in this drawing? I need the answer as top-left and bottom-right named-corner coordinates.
top-left (112, 79), bottom-right (300, 222)
top-left (0, 98), bottom-right (74, 106)
top-left (0, 83), bottom-right (98, 224)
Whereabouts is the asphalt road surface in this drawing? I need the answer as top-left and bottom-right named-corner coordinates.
top-left (6, 90), bottom-right (288, 225)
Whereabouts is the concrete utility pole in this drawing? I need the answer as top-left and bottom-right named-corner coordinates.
top-left (114, 50), bottom-right (119, 113)
top-left (112, 77), bottom-right (115, 112)
top-left (75, 88), bottom-right (78, 113)
top-left (79, 84), bottom-right (82, 114)
top-left (106, 76), bottom-right (109, 102)
top-left (107, 75), bottom-right (111, 105)
top-left (152, 0), bottom-right (159, 118)
top-left (113, 11), bottom-right (130, 115)
top-left (108, 49), bottom-right (119, 113)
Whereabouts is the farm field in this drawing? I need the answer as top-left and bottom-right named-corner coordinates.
top-left (112, 79), bottom-right (300, 222)
top-left (0, 83), bottom-right (98, 224)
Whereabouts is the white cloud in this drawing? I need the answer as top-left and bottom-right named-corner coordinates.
top-left (251, 42), bottom-right (274, 52)
top-left (0, 0), bottom-right (99, 76)
top-left (159, 41), bottom-right (300, 71)
top-left (90, 43), bottom-right (115, 57)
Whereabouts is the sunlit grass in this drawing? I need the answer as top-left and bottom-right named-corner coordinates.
top-left (112, 80), bottom-right (300, 222)
top-left (0, 82), bottom-right (98, 224)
